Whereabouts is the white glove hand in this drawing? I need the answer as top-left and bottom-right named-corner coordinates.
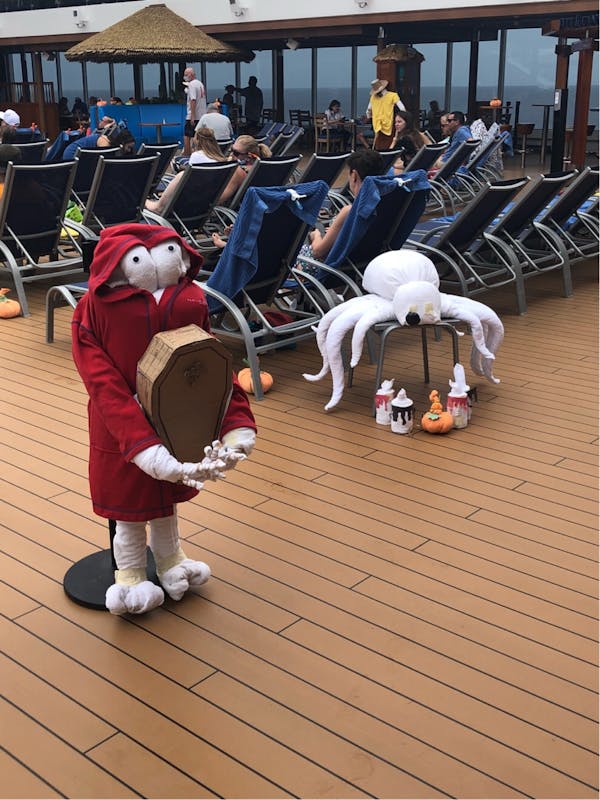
top-left (221, 427), bottom-right (256, 456)
top-left (132, 444), bottom-right (205, 490)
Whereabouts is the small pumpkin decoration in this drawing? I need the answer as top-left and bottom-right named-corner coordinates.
top-left (421, 389), bottom-right (453, 434)
top-left (489, 97), bottom-right (502, 108)
top-left (237, 361), bottom-right (273, 395)
top-left (0, 288), bottom-right (21, 319)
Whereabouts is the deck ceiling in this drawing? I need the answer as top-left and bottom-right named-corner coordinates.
top-left (1, 0), bottom-right (597, 52)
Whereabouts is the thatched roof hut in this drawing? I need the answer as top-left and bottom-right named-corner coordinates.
top-left (65, 4), bottom-right (254, 63)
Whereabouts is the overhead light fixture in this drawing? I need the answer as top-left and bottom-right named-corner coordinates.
top-left (286, 38), bottom-right (300, 51)
top-left (355, 0), bottom-right (368, 7)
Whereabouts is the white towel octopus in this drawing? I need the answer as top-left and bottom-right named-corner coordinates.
top-left (304, 250), bottom-right (504, 411)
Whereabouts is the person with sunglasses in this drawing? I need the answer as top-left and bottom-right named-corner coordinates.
top-left (217, 134), bottom-right (272, 203)
top-left (433, 111), bottom-right (472, 169)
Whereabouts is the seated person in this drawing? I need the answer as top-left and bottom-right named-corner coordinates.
top-left (216, 134), bottom-right (272, 204)
top-left (112, 129), bottom-right (137, 157)
top-left (354, 115), bottom-right (374, 149)
top-left (145, 133), bottom-right (269, 216)
top-left (297, 149), bottom-right (384, 269)
top-left (189, 126), bottom-right (228, 164)
top-left (62, 116), bottom-right (119, 159)
top-left (196, 103), bottom-right (234, 143)
top-left (324, 99), bottom-right (351, 149)
top-left (433, 111), bottom-right (472, 169)
top-left (388, 111), bottom-right (429, 172)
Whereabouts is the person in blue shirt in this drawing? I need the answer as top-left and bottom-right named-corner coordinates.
top-left (62, 117), bottom-right (118, 160)
top-left (435, 111), bottom-right (472, 168)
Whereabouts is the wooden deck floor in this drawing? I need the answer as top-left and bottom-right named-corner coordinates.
top-left (0, 260), bottom-right (598, 799)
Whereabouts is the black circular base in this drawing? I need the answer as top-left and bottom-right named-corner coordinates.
top-left (63, 548), bottom-right (158, 611)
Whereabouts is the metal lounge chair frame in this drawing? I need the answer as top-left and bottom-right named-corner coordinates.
top-left (405, 176), bottom-right (531, 314)
top-left (143, 160), bottom-right (240, 249)
top-left (533, 166), bottom-right (600, 265)
top-left (269, 125), bottom-right (304, 156)
top-left (69, 154), bottom-right (159, 233)
top-left (478, 170), bottom-right (577, 303)
top-left (301, 172), bottom-right (432, 294)
top-left (199, 181), bottom-right (356, 400)
top-left (137, 142), bottom-right (180, 195)
top-left (402, 142), bottom-right (447, 172)
top-left (70, 147), bottom-right (121, 206)
top-left (327, 149), bottom-right (407, 213)
top-left (16, 139), bottom-right (49, 164)
top-left (428, 138), bottom-right (482, 214)
top-left (0, 161), bottom-right (87, 316)
top-left (293, 151), bottom-right (351, 188)
top-left (216, 154), bottom-right (302, 214)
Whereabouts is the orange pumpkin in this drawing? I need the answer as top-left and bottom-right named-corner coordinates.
top-left (237, 366), bottom-right (273, 395)
top-left (489, 97), bottom-right (502, 108)
top-left (0, 288), bottom-right (21, 318)
top-left (421, 389), bottom-right (453, 434)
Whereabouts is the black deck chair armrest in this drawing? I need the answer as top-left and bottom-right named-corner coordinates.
top-left (61, 218), bottom-right (99, 242)
top-left (292, 259), bottom-right (362, 296)
top-left (210, 205), bottom-right (238, 226)
top-left (140, 209), bottom-right (177, 229)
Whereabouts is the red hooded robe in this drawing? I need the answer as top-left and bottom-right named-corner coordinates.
top-left (72, 223), bottom-right (255, 522)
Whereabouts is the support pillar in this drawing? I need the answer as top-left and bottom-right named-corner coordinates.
top-left (571, 38), bottom-right (596, 168)
top-left (467, 35), bottom-right (479, 120)
top-left (550, 39), bottom-right (570, 172)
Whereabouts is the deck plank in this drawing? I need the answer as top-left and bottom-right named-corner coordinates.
top-left (0, 264), bottom-right (597, 798)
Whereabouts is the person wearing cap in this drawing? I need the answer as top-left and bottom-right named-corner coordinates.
top-left (0, 108), bottom-right (21, 134)
top-left (196, 103), bottom-right (234, 144)
top-left (366, 79), bottom-right (405, 150)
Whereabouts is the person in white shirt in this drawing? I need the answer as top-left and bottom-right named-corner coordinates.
top-left (195, 104), bottom-right (234, 144)
top-left (183, 66), bottom-right (206, 155)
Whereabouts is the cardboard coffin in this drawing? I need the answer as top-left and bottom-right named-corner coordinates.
top-left (136, 324), bottom-right (232, 462)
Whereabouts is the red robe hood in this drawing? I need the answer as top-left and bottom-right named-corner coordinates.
top-left (87, 223), bottom-right (204, 294)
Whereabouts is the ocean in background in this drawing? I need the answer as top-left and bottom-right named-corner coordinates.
top-left (85, 84), bottom-right (599, 129)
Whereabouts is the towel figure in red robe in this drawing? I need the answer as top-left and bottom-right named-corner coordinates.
top-left (72, 223), bottom-right (256, 615)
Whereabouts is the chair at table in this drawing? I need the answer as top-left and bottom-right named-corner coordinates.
top-left (0, 161), bottom-right (87, 316)
top-left (515, 123), bottom-right (535, 168)
top-left (314, 113), bottom-right (344, 153)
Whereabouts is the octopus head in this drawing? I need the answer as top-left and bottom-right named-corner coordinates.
top-left (393, 281), bottom-right (442, 326)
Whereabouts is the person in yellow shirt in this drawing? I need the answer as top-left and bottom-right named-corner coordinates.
top-left (366, 79), bottom-right (405, 150)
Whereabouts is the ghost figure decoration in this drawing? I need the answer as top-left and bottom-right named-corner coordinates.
top-left (71, 223), bottom-right (257, 615)
top-left (303, 250), bottom-right (503, 411)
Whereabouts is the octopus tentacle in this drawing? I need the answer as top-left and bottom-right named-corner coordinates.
top-left (303, 298), bottom-right (364, 383)
top-left (324, 305), bottom-right (368, 410)
top-left (350, 296), bottom-right (395, 368)
top-left (440, 294), bottom-right (504, 384)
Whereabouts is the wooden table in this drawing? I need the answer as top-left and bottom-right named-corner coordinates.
top-left (139, 121), bottom-right (179, 144)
